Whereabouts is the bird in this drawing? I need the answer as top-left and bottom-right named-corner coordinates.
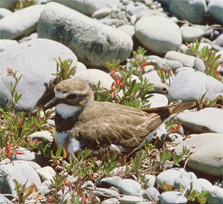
top-left (43, 77), bottom-right (195, 159)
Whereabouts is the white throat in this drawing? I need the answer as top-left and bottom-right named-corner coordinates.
top-left (56, 103), bottom-right (82, 119)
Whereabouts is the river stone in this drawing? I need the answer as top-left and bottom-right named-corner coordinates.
top-left (168, 69), bottom-right (223, 102)
top-left (99, 176), bottom-right (122, 188)
top-left (207, 186), bottom-right (223, 204)
top-left (180, 26), bottom-right (204, 42)
top-left (0, 8), bottom-right (12, 19)
top-left (175, 108), bottom-right (223, 133)
top-left (0, 161), bottom-right (41, 195)
top-left (160, 191), bottom-right (188, 204)
top-left (0, 38), bottom-right (77, 112)
top-left (0, 194), bottom-right (12, 204)
top-left (38, 2), bottom-right (133, 67)
top-left (53, 0), bottom-right (119, 16)
top-left (0, 39), bottom-right (18, 52)
top-left (117, 179), bottom-right (141, 196)
top-left (119, 195), bottom-right (143, 204)
top-left (175, 133), bottom-right (223, 176)
top-left (169, 0), bottom-right (207, 24)
top-left (208, 0), bottom-right (223, 24)
top-left (0, 5), bottom-right (44, 39)
top-left (135, 16), bottom-right (182, 55)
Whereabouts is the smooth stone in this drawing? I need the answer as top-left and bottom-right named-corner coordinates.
top-left (38, 2), bottom-right (133, 67)
top-left (0, 161), bottom-right (41, 195)
top-left (37, 183), bottom-right (50, 195)
top-left (143, 187), bottom-right (160, 202)
top-left (118, 25), bottom-right (135, 38)
top-left (36, 166), bottom-right (56, 181)
top-left (0, 0), bottom-right (16, 9)
top-left (0, 38), bottom-right (77, 112)
top-left (14, 160), bottom-right (41, 171)
top-left (208, 0), bottom-right (223, 24)
top-left (146, 93), bottom-right (168, 108)
top-left (197, 178), bottom-right (213, 191)
top-left (93, 187), bottom-right (120, 198)
top-left (144, 175), bottom-right (156, 188)
top-left (160, 191), bottom-right (188, 204)
top-left (91, 7), bottom-right (112, 19)
top-left (99, 176), bottom-right (122, 188)
top-left (0, 8), bottom-right (12, 19)
top-left (214, 34), bottom-right (223, 47)
top-left (156, 168), bottom-right (181, 187)
top-left (207, 186), bottom-right (223, 204)
top-left (161, 58), bottom-right (183, 72)
top-left (73, 61), bottom-right (87, 75)
top-left (0, 5), bottom-right (44, 39)
top-left (53, 0), bottom-right (119, 16)
top-left (175, 108), bottom-right (223, 133)
top-left (165, 51), bottom-right (195, 67)
top-left (173, 171), bottom-right (202, 192)
top-left (29, 131), bottom-right (53, 143)
top-left (143, 70), bottom-right (162, 83)
top-left (102, 198), bottom-right (119, 204)
top-left (119, 195), bottom-right (143, 204)
top-left (99, 17), bottom-right (125, 27)
top-left (75, 69), bottom-right (113, 90)
top-left (175, 133), bottom-right (223, 176)
top-left (180, 26), bottom-right (204, 42)
top-left (19, 32), bottom-right (38, 42)
top-left (0, 39), bottom-right (18, 52)
top-left (0, 194), bottom-right (12, 204)
top-left (194, 57), bottom-right (206, 72)
top-left (168, 69), bottom-right (223, 102)
top-left (117, 179), bottom-right (141, 196)
top-left (169, 0), bottom-right (207, 24)
top-left (135, 16), bottom-right (182, 55)
top-left (128, 4), bottom-right (153, 19)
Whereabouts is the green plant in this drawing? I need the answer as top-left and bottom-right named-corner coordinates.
top-left (52, 58), bottom-right (76, 85)
top-left (157, 67), bottom-right (172, 85)
top-left (196, 93), bottom-right (223, 109)
top-left (189, 41), bottom-right (222, 80)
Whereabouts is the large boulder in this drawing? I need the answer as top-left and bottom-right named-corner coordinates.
top-left (0, 38), bottom-right (77, 112)
top-left (38, 2), bottom-right (133, 67)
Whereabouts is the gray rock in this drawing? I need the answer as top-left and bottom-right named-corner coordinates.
top-left (119, 195), bottom-right (143, 204)
top-left (160, 191), bottom-right (188, 204)
top-left (161, 58), bottom-right (183, 72)
top-left (36, 166), bottom-right (56, 181)
top-left (0, 0), bottom-right (16, 9)
top-left (156, 168), bottom-right (181, 187)
top-left (165, 51), bottom-right (195, 67)
top-left (168, 69), bottom-right (223, 102)
top-left (197, 178), bottom-right (213, 191)
top-left (174, 171), bottom-right (202, 192)
top-left (0, 194), bottom-right (12, 204)
top-left (53, 0), bottom-right (119, 16)
top-left (175, 133), bottom-right (223, 176)
top-left (169, 0), bottom-right (207, 24)
top-left (180, 26), bottom-right (204, 42)
top-left (214, 34), bottom-right (223, 47)
top-left (146, 93), bottom-right (168, 108)
top-left (118, 25), bottom-right (135, 38)
top-left (75, 69), bottom-right (113, 90)
top-left (0, 8), bottom-right (12, 19)
top-left (0, 161), bottom-right (41, 195)
top-left (144, 175), bottom-right (156, 188)
top-left (91, 7), bottom-right (112, 19)
top-left (29, 131), bottom-right (53, 143)
top-left (175, 108), bottom-right (223, 134)
top-left (100, 176), bottom-right (122, 188)
top-left (207, 186), bottom-right (223, 204)
top-left (0, 38), bottom-right (77, 112)
top-left (0, 5), bottom-right (44, 39)
top-left (93, 187), bottom-right (120, 198)
top-left (102, 198), bottom-right (119, 204)
top-left (38, 2), bottom-right (133, 67)
top-left (117, 179), bottom-right (141, 196)
top-left (143, 187), bottom-right (160, 202)
top-left (0, 39), bottom-right (18, 52)
top-left (194, 57), bottom-right (206, 72)
top-left (208, 0), bottom-right (223, 24)
top-left (135, 16), bottom-right (182, 55)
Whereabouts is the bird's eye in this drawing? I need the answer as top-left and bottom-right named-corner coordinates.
top-left (67, 94), bottom-right (77, 99)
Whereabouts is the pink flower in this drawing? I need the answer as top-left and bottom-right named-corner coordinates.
top-left (136, 54), bottom-right (143, 61)
top-left (6, 67), bottom-right (14, 75)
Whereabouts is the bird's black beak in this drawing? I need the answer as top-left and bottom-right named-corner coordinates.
top-left (43, 98), bottom-right (59, 111)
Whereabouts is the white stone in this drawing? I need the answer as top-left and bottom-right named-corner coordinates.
top-left (29, 131), bottom-right (53, 142)
top-left (36, 166), bottom-right (56, 181)
top-left (0, 8), bottom-right (12, 19)
top-left (175, 133), bottom-right (223, 177)
top-left (180, 26), bottom-right (204, 42)
top-left (207, 186), bottom-right (223, 204)
top-left (160, 191), bottom-right (188, 204)
top-left (0, 5), bottom-right (44, 39)
top-left (208, 0), bottom-right (223, 24)
top-left (146, 93), bottom-right (168, 108)
top-left (0, 39), bottom-right (18, 52)
top-left (118, 25), bottom-right (135, 38)
top-left (0, 38), bottom-right (77, 111)
top-left (135, 16), bottom-right (182, 55)
top-left (117, 179), bottom-right (141, 196)
top-left (91, 7), bottom-right (112, 19)
top-left (74, 61), bottom-right (87, 75)
top-left (119, 195), bottom-right (143, 204)
top-left (38, 2), bottom-right (133, 67)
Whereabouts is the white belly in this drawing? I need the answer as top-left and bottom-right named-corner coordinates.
top-left (55, 130), bottom-right (70, 148)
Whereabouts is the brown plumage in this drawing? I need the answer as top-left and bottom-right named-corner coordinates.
top-left (43, 77), bottom-right (196, 157)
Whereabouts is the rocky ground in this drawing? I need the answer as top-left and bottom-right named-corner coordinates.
top-left (0, 0), bottom-right (223, 203)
